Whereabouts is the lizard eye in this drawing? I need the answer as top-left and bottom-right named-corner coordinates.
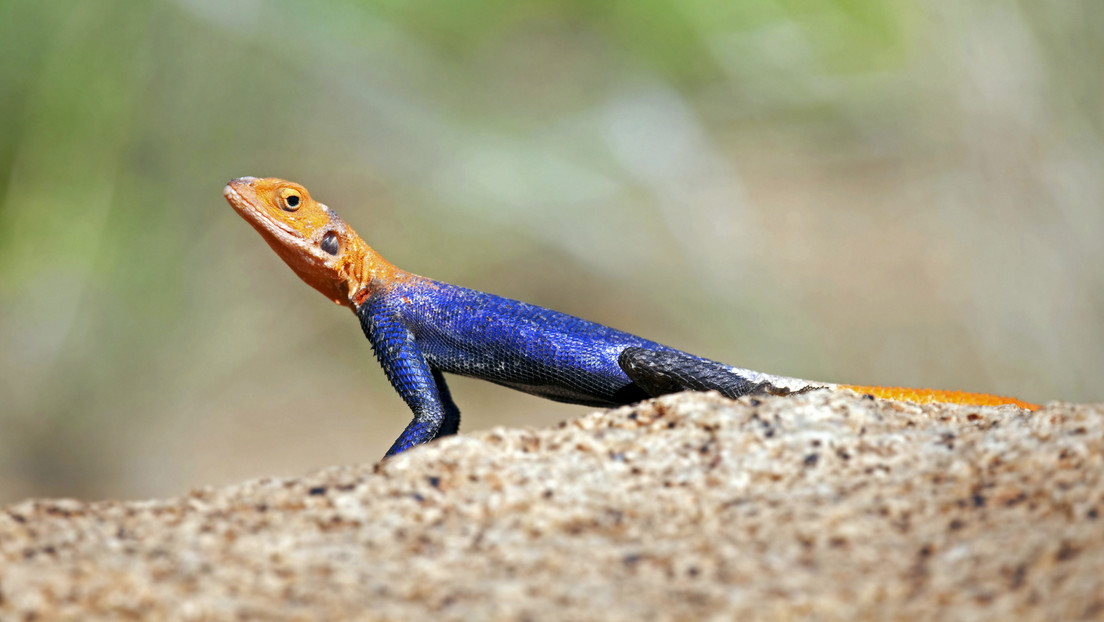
top-left (280, 190), bottom-right (302, 211)
top-left (321, 231), bottom-right (340, 255)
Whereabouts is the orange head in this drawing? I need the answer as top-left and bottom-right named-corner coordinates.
top-left (223, 177), bottom-right (399, 308)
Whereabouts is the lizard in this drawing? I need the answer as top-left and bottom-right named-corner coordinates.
top-left (223, 176), bottom-right (1040, 457)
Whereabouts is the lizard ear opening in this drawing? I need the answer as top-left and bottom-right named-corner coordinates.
top-left (321, 231), bottom-right (341, 255)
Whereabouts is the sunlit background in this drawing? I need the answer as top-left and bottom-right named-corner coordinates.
top-left (1, 1), bottom-right (1100, 503)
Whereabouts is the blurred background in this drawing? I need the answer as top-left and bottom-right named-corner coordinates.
top-left (1, 0), bottom-right (1100, 503)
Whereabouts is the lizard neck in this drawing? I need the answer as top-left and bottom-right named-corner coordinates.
top-left (343, 235), bottom-right (417, 310)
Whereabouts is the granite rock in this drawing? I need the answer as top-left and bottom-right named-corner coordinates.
top-left (1, 391), bottom-right (1101, 621)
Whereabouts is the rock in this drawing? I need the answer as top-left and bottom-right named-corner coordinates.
top-left (1, 391), bottom-right (1102, 621)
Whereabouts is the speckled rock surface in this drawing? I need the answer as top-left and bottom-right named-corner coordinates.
top-left (1, 391), bottom-right (1102, 621)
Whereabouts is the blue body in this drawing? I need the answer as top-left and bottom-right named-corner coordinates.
top-left (358, 278), bottom-right (678, 455)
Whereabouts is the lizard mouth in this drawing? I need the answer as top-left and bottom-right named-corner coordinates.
top-left (223, 180), bottom-right (302, 243)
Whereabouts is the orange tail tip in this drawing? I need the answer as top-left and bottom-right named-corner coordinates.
top-left (838, 385), bottom-right (1040, 411)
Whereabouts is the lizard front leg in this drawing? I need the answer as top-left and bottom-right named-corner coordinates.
top-left (357, 297), bottom-right (461, 456)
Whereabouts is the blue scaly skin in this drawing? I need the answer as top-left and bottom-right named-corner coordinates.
top-left (360, 279), bottom-right (705, 454)
top-left (224, 177), bottom-right (1041, 457)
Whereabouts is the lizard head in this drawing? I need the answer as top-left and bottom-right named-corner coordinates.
top-left (224, 176), bottom-right (379, 308)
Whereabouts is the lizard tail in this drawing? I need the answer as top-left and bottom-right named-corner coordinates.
top-left (618, 347), bottom-right (1040, 411)
top-left (837, 385), bottom-right (1040, 410)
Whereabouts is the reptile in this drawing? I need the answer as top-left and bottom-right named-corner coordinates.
top-left (223, 177), bottom-right (1040, 457)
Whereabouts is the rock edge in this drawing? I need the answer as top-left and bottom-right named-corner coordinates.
top-left (1, 391), bottom-right (1101, 621)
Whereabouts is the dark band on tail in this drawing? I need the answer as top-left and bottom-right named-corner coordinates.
top-left (618, 347), bottom-right (792, 400)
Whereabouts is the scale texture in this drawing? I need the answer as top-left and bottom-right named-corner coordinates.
top-left (359, 279), bottom-right (686, 453)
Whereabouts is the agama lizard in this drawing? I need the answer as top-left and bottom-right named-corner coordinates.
top-left (224, 177), bottom-right (1040, 456)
